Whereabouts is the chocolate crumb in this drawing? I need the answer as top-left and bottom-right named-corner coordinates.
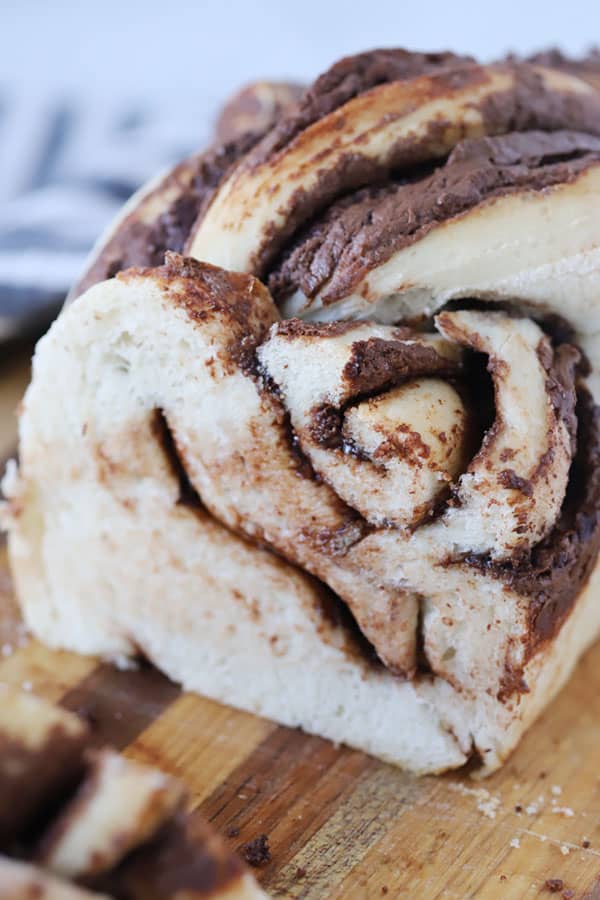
top-left (514, 804), bottom-right (523, 813)
top-left (545, 879), bottom-right (564, 893)
top-left (295, 867), bottom-right (306, 880)
top-left (241, 834), bottom-right (271, 867)
top-left (381, 887), bottom-right (389, 895)
top-left (500, 875), bottom-right (507, 882)
top-left (497, 468), bottom-right (533, 496)
top-left (582, 839), bottom-right (591, 848)
top-left (562, 890), bottom-right (574, 899)
top-left (226, 825), bottom-right (240, 838)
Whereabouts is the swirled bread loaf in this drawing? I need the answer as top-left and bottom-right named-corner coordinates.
top-left (4, 48), bottom-right (600, 775)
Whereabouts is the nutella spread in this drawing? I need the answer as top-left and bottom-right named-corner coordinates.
top-left (251, 49), bottom-right (475, 163)
top-left (482, 390), bottom-right (600, 640)
top-left (465, 352), bottom-right (600, 646)
top-left (74, 131), bottom-right (262, 296)
top-left (267, 130), bottom-right (600, 305)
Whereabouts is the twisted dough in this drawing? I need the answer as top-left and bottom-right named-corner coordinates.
top-left (5, 49), bottom-right (600, 774)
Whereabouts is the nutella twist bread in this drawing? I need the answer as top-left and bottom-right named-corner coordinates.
top-left (4, 49), bottom-right (600, 775)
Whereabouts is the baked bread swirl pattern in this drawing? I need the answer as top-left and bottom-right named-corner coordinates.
top-left (3, 48), bottom-right (600, 775)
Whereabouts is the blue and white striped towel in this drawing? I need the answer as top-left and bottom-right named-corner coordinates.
top-left (0, 91), bottom-right (215, 341)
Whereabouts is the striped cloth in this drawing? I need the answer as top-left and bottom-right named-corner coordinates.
top-left (0, 91), bottom-right (215, 341)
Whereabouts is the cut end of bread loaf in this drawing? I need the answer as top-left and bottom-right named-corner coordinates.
top-left (4, 46), bottom-right (600, 778)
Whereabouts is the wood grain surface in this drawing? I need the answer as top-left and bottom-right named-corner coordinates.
top-left (1, 349), bottom-right (600, 899)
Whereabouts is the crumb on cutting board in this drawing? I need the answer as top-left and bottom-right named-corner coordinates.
top-left (241, 834), bottom-right (271, 867)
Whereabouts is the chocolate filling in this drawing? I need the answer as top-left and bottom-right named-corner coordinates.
top-left (88, 813), bottom-right (244, 899)
top-left (249, 49), bottom-right (475, 166)
top-left (244, 62), bottom-right (600, 277)
top-left (76, 51), bottom-right (600, 303)
top-left (308, 337), bottom-right (460, 455)
top-left (466, 378), bottom-right (600, 648)
top-left (341, 336), bottom-right (456, 394)
top-left (512, 388), bottom-right (600, 640)
top-left (74, 131), bottom-right (262, 297)
top-left (267, 130), bottom-right (600, 305)
top-left (0, 725), bottom-right (89, 850)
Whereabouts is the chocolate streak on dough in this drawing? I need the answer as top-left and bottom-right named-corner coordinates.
top-left (466, 360), bottom-right (600, 672)
top-left (268, 130), bottom-right (600, 305)
top-left (77, 50), bottom-right (472, 297)
top-left (309, 337), bottom-right (459, 447)
top-left (515, 390), bottom-right (600, 639)
top-left (74, 131), bottom-right (262, 297)
top-left (88, 813), bottom-right (245, 899)
top-left (250, 48), bottom-right (474, 165)
top-left (0, 725), bottom-right (89, 849)
top-left (245, 61), bottom-right (600, 278)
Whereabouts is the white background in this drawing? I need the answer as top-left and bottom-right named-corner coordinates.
top-left (1, 0), bottom-right (597, 115)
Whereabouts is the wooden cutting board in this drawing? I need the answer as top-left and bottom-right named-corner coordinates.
top-left (1, 350), bottom-right (600, 899)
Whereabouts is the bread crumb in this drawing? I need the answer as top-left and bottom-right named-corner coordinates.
top-left (551, 807), bottom-right (574, 817)
top-left (448, 783), bottom-right (501, 819)
top-left (1, 643), bottom-right (13, 657)
top-left (551, 785), bottom-right (562, 796)
top-left (560, 845), bottom-right (570, 856)
top-left (21, 680), bottom-right (32, 692)
top-left (510, 837), bottom-right (520, 849)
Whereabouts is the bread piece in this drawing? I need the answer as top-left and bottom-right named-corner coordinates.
top-left (91, 814), bottom-right (267, 900)
top-left (38, 749), bottom-right (184, 879)
top-left (0, 688), bottom-right (267, 898)
top-left (4, 48), bottom-right (600, 776)
top-left (0, 685), bottom-right (90, 847)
